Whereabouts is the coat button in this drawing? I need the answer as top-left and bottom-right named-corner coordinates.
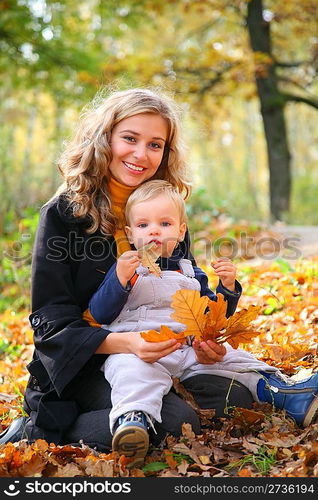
top-left (31, 315), bottom-right (41, 327)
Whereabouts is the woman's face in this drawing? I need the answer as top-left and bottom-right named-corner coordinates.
top-left (109, 113), bottom-right (168, 187)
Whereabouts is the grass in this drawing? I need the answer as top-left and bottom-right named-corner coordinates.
top-left (226, 445), bottom-right (277, 476)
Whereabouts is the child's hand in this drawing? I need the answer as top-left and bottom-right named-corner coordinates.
top-left (192, 339), bottom-right (226, 364)
top-left (116, 250), bottom-right (140, 288)
top-left (212, 257), bottom-right (236, 291)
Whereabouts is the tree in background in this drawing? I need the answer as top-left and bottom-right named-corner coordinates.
top-left (246, 0), bottom-right (318, 220)
top-left (98, 0), bottom-right (318, 221)
top-left (0, 0), bottom-right (317, 223)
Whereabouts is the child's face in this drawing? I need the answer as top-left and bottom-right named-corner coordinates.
top-left (125, 195), bottom-right (186, 257)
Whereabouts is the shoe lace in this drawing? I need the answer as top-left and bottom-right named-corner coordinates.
top-left (122, 411), bottom-right (157, 434)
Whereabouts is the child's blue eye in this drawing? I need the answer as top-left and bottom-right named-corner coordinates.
top-left (138, 223), bottom-right (148, 228)
top-left (161, 222), bottom-right (171, 227)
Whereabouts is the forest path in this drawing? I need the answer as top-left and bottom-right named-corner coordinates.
top-left (271, 224), bottom-right (318, 260)
top-left (244, 224), bottom-right (318, 266)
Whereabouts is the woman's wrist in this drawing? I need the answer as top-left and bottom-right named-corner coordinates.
top-left (95, 331), bottom-right (138, 355)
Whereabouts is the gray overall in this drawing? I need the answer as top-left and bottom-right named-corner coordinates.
top-left (102, 259), bottom-right (278, 432)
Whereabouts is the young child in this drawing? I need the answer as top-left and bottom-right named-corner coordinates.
top-left (88, 180), bottom-right (318, 468)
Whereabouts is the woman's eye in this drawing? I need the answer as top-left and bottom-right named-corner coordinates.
top-left (123, 136), bottom-right (136, 142)
top-left (150, 142), bottom-right (161, 149)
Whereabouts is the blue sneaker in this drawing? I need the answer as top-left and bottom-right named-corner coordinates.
top-left (112, 411), bottom-right (154, 468)
top-left (258, 372), bottom-right (318, 426)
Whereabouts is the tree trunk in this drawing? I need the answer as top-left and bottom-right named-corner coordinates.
top-left (246, 0), bottom-right (291, 222)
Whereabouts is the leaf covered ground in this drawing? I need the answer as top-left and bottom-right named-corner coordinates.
top-left (0, 256), bottom-right (317, 477)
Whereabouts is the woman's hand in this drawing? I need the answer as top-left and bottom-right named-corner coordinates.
top-left (192, 339), bottom-right (226, 365)
top-left (127, 332), bottom-right (181, 363)
top-left (116, 250), bottom-right (140, 288)
top-left (96, 331), bottom-right (181, 363)
top-left (212, 257), bottom-right (237, 291)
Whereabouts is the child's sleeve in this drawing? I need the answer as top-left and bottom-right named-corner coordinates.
top-left (193, 266), bottom-right (242, 317)
top-left (87, 262), bottom-right (132, 325)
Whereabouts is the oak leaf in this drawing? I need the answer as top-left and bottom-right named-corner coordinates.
top-left (140, 290), bottom-right (261, 349)
top-left (138, 241), bottom-right (161, 277)
top-left (231, 407), bottom-right (265, 427)
top-left (171, 291), bottom-right (261, 348)
top-left (170, 289), bottom-right (210, 339)
top-left (140, 325), bottom-right (187, 343)
top-left (202, 293), bottom-right (227, 340)
top-left (212, 299), bottom-right (261, 348)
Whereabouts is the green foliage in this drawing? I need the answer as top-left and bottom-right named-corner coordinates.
top-left (142, 462), bottom-right (169, 474)
top-left (0, 208), bottom-right (38, 312)
top-left (0, 338), bottom-right (23, 360)
top-left (142, 451), bottom-right (194, 474)
top-left (0, 0), bottom-right (317, 242)
top-left (275, 258), bottom-right (294, 274)
top-left (289, 173), bottom-right (318, 225)
top-left (226, 445), bottom-right (277, 476)
top-left (186, 187), bottom-right (227, 232)
top-left (263, 296), bottom-right (284, 315)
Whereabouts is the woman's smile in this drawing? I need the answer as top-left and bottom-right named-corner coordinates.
top-left (123, 161), bottom-right (147, 173)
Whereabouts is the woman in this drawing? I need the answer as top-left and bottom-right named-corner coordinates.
top-left (0, 88), bottom-right (253, 451)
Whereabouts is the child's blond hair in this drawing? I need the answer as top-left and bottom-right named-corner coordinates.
top-left (125, 180), bottom-right (187, 225)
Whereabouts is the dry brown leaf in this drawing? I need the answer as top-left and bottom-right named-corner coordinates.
top-left (177, 460), bottom-right (190, 475)
top-left (231, 407), bottom-right (265, 427)
top-left (173, 377), bottom-right (216, 426)
top-left (182, 423), bottom-right (196, 440)
top-left (172, 442), bottom-right (201, 464)
top-left (0, 393), bottom-right (18, 402)
top-left (171, 289), bottom-right (210, 339)
top-left (138, 242), bottom-right (161, 277)
top-left (77, 457), bottom-right (114, 477)
top-left (140, 325), bottom-right (187, 343)
top-left (51, 462), bottom-right (84, 477)
top-left (164, 449), bottom-right (178, 469)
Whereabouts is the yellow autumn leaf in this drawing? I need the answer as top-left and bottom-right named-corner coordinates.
top-left (170, 289), bottom-right (210, 339)
top-left (203, 293), bottom-right (228, 340)
top-left (140, 325), bottom-right (187, 343)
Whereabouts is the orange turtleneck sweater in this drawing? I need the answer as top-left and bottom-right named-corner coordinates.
top-left (83, 176), bottom-right (135, 327)
top-left (107, 175), bottom-right (135, 257)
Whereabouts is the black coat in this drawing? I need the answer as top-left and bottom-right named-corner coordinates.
top-left (24, 194), bottom-right (205, 443)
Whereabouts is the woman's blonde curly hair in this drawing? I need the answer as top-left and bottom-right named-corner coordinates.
top-left (56, 87), bottom-right (192, 236)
